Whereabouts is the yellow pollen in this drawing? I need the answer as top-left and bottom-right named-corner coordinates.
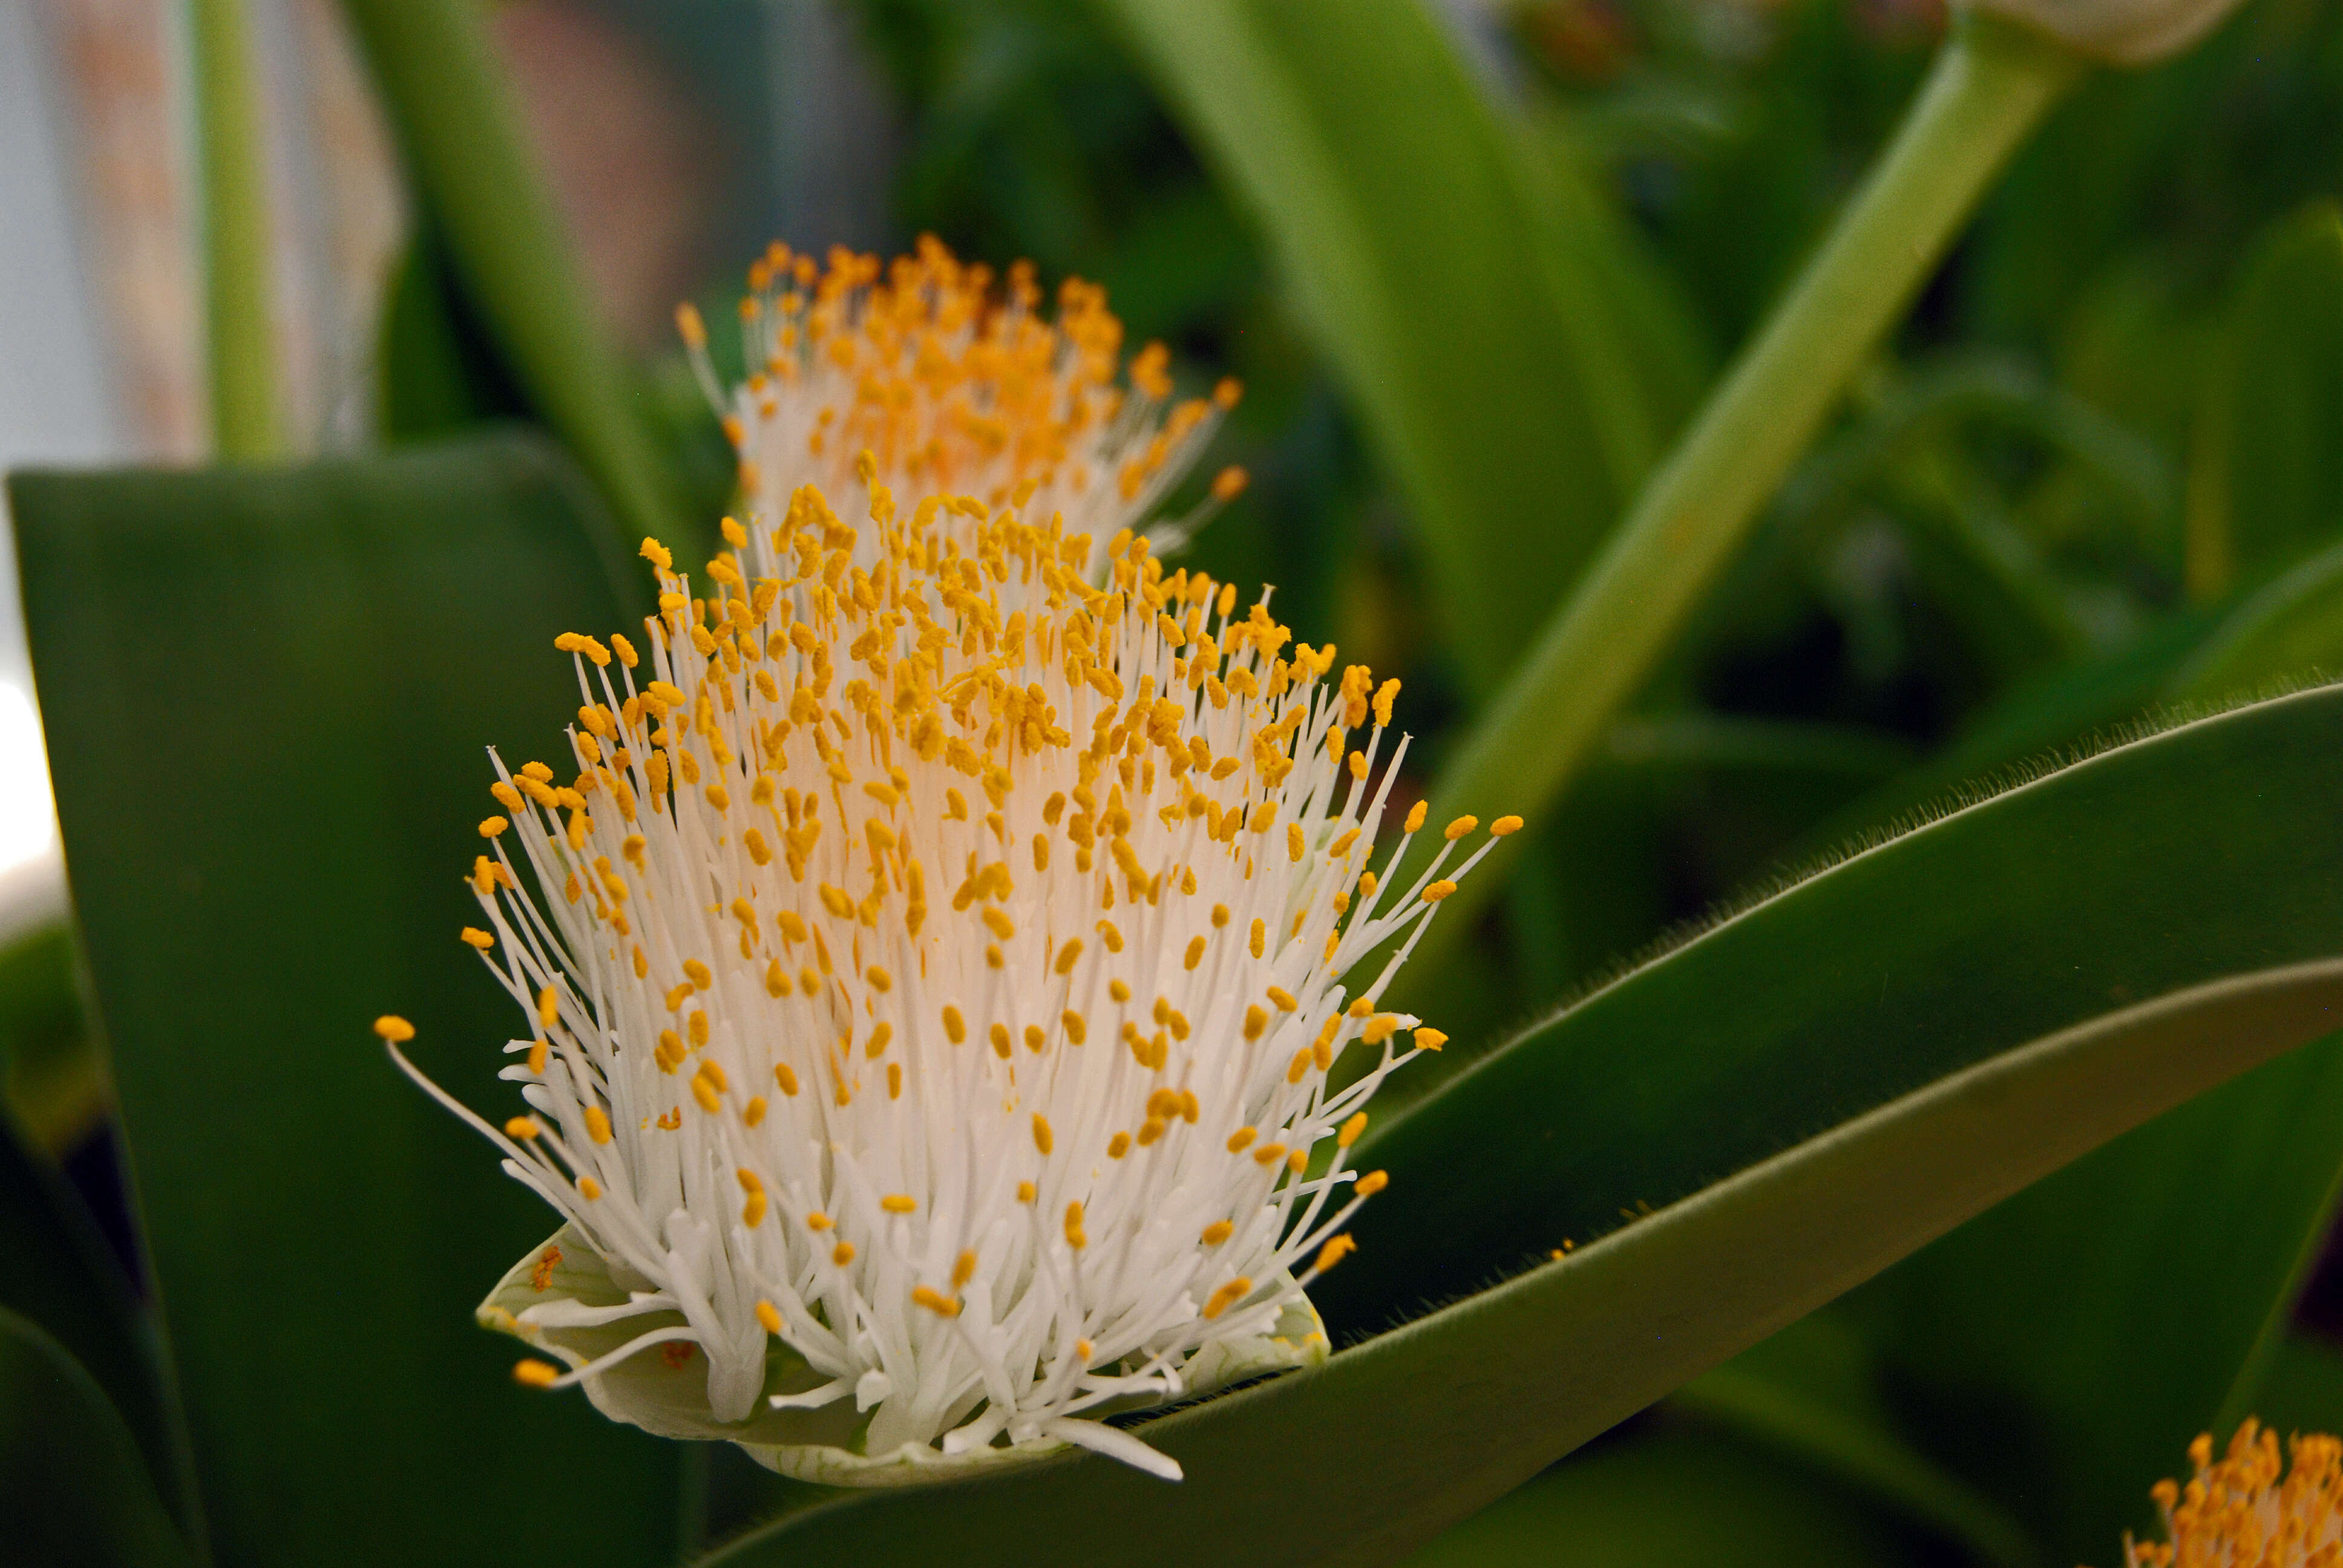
top-left (1356, 1170), bottom-right (1389, 1197)
top-left (1314, 1235), bottom-right (1357, 1273)
top-left (1227, 1127), bottom-right (1257, 1152)
top-left (373, 1014), bottom-right (416, 1043)
top-left (1201, 1220), bottom-right (1234, 1246)
top-left (1414, 1028), bottom-right (1448, 1052)
top-left (1443, 815), bottom-right (1478, 841)
top-left (505, 1116), bottom-right (542, 1140)
top-left (774, 1062), bottom-right (800, 1096)
top-left (1404, 801), bottom-right (1427, 834)
top-left (1064, 1201), bottom-right (1087, 1249)
top-left (756, 1299), bottom-right (783, 1334)
top-left (1492, 815), bottom-right (1524, 836)
top-left (460, 927), bottom-right (494, 951)
top-left (513, 1358), bottom-right (562, 1388)
top-left (913, 1285), bottom-right (962, 1318)
top-left (578, 1177), bottom-right (601, 1200)
top-left (881, 1194), bottom-right (917, 1214)
top-left (833, 1241), bottom-right (856, 1266)
top-left (1201, 1278), bottom-right (1251, 1320)
top-left (1421, 880), bottom-right (1458, 903)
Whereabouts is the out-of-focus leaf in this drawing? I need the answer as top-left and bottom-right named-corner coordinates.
top-left (0, 1100), bottom-right (196, 1538)
top-left (1400, 1423), bottom-right (1917, 1568)
top-left (377, 228), bottom-right (531, 443)
top-left (2238, 1334), bottom-right (2343, 1439)
top-left (2170, 537), bottom-right (2343, 702)
top-left (1091, 0), bottom-right (1693, 689)
top-left (694, 707), bottom-right (2343, 1568)
top-left (1843, 1025), bottom-right (2343, 1561)
top-left (2186, 202), bottom-right (2343, 599)
top-left (0, 1306), bottom-right (195, 1568)
top-left (339, 0), bottom-right (696, 551)
top-left (1677, 1315), bottom-right (2044, 1567)
top-left (1320, 684), bottom-right (2343, 1326)
top-left (0, 922), bottom-right (106, 1152)
top-left (8, 433), bottom-right (683, 1568)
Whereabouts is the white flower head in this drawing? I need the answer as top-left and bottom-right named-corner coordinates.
top-left (383, 244), bottom-right (1516, 1485)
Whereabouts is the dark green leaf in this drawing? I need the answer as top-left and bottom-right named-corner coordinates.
top-left (376, 227), bottom-right (531, 443)
top-left (2171, 537), bottom-right (2343, 702)
top-left (0, 1306), bottom-right (195, 1568)
top-left (1401, 1422), bottom-right (1918, 1568)
top-left (1321, 684), bottom-right (2343, 1325)
top-left (0, 921), bottom-right (107, 1152)
top-left (2236, 1333), bottom-right (2343, 1439)
top-left (694, 693), bottom-right (2343, 1568)
top-left (9, 433), bottom-right (683, 1568)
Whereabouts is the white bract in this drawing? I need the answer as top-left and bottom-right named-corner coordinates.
top-left (384, 243), bottom-right (1513, 1485)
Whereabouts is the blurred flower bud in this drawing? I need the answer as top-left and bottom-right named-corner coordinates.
top-left (1961, 0), bottom-right (2249, 65)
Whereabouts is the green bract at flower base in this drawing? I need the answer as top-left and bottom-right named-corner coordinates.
top-left (478, 1226), bottom-right (1326, 1486)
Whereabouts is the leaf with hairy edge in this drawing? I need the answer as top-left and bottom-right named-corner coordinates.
top-left (9, 432), bottom-right (683, 1568)
top-left (690, 695), bottom-right (2343, 1567)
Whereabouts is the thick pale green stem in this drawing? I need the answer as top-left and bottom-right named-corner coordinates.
top-left (340, 0), bottom-right (690, 549)
top-left (190, 0), bottom-right (280, 459)
top-left (1399, 13), bottom-right (2086, 993)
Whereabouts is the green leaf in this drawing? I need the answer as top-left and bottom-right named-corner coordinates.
top-left (376, 226), bottom-right (531, 443)
top-left (2171, 536), bottom-right (2343, 702)
top-left (0, 921), bottom-right (107, 1152)
top-left (8, 433), bottom-right (683, 1568)
top-left (1675, 1315), bottom-right (2045, 1567)
top-left (692, 696), bottom-right (2343, 1568)
top-left (1841, 1023), bottom-right (2343, 1561)
top-left (0, 1097), bottom-right (197, 1539)
top-left (2187, 201), bottom-right (2343, 599)
top-left (1089, 0), bottom-right (1689, 688)
top-left (1400, 1422), bottom-right (1918, 1568)
top-left (2236, 1333), bottom-right (2343, 1438)
top-left (0, 1306), bottom-right (196, 1568)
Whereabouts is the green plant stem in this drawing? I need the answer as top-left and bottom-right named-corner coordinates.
top-left (339, 0), bottom-right (690, 550)
top-left (189, 0), bottom-right (280, 460)
top-left (1400, 13), bottom-right (2086, 992)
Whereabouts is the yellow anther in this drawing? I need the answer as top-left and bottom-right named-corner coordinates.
top-left (1361, 1013), bottom-right (1400, 1045)
top-left (832, 1241), bottom-right (856, 1266)
top-left (805, 1210), bottom-right (832, 1232)
top-left (1414, 1028), bottom-right (1447, 1052)
top-left (683, 959), bottom-right (713, 990)
top-left (880, 1194), bottom-right (917, 1214)
top-left (584, 1105), bottom-right (612, 1145)
top-left (913, 1285), bottom-right (962, 1318)
top-left (989, 1022), bottom-right (1012, 1059)
top-left (537, 986), bottom-right (559, 1030)
top-left (1249, 918), bottom-right (1265, 959)
top-left (774, 1062), bottom-right (800, 1096)
top-left (1404, 800), bottom-right (1427, 834)
top-left (1491, 815), bottom-right (1524, 836)
top-left (513, 1358), bottom-right (563, 1389)
top-left (578, 1177), bottom-right (601, 1201)
top-left (1201, 1219), bottom-right (1234, 1246)
top-left (505, 1116), bottom-right (542, 1140)
top-left (743, 1095), bottom-right (767, 1127)
top-left (1064, 1201), bottom-right (1087, 1249)
top-left (1017, 1181), bottom-right (1037, 1204)
top-left (1227, 1126), bottom-right (1256, 1153)
top-left (1355, 1170), bottom-right (1389, 1197)
top-left (1242, 1005), bottom-right (1267, 1042)
top-left (756, 1300), bottom-right (783, 1335)
top-left (1287, 822), bottom-right (1305, 863)
top-left (1443, 815), bottom-right (1478, 841)
top-left (1266, 986), bottom-right (1297, 1012)
top-left (1109, 979), bottom-right (1132, 1004)
top-left (460, 927), bottom-right (495, 951)
top-left (981, 907), bottom-right (1015, 940)
top-left (1107, 1132), bottom-right (1132, 1160)
top-left (1253, 1143), bottom-right (1287, 1166)
top-left (952, 1250), bottom-right (978, 1289)
top-left (690, 1076), bottom-right (721, 1114)
top-left (1201, 1277), bottom-right (1251, 1320)
top-left (863, 1022), bottom-right (893, 1059)
top-left (373, 1014), bottom-right (416, 1043)
top-left (1055, 939), bottom-right (1084, 976)
top-left (527, 1038), bottom-right (549, 1075)
top-left (942, 1005), bottom-right (966, 1044)
top-left (1314, 1235), bottom-right (1357, 1274)
top-left (866, 964), bottom-right (893, 992)
top-left (479, 815), bottom-right (509, 838)
top-left (742, 1189), bottom-right (768, 1227)
top-left (1421, 881), bottom-right (1457, 903)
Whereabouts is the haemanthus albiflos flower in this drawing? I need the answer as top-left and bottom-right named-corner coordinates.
top-left (2114, 1423), bottom-right (2343, 1568)
top-left (379, 244), bottom-right (1516, 1485)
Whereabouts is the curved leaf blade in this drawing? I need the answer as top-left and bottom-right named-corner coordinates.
top-left (1326, 685), bottom-right (2343, 1325)
top-left (9, 433), bottom-right (682, 1568)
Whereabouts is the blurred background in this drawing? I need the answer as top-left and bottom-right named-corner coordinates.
top-left (10, 0), bottom-right (2343, 1555)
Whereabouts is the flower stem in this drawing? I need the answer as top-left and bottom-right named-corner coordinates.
top-left (1400, 13), bottom-right (2086, 991)
top-left (339, 0), bottom-right (693, 549)
top-left (190, 0), bottom-right (280, 460)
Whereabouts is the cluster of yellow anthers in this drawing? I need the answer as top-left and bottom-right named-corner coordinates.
top-left (2124, 1423), bottom-right (2343, 1568)
top-left (682, 235), bottom-right (1249, 563)
top-left (381, 247), bottom-right (1513, 1485)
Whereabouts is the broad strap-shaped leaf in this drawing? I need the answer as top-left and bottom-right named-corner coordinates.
top-left (1091, 0), bottom-right (1695, 689)
top-left (2172, 536), bottom-right (2343, 701)
top-left (696, 950), bottom-right (2343, 1567)
top-left (9, 433), bottom-right (682, 1568)
top-left (0, 1306), bottom-right (195, 1568)
top-left (1323, 684), bottom-right (2343, 1328)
